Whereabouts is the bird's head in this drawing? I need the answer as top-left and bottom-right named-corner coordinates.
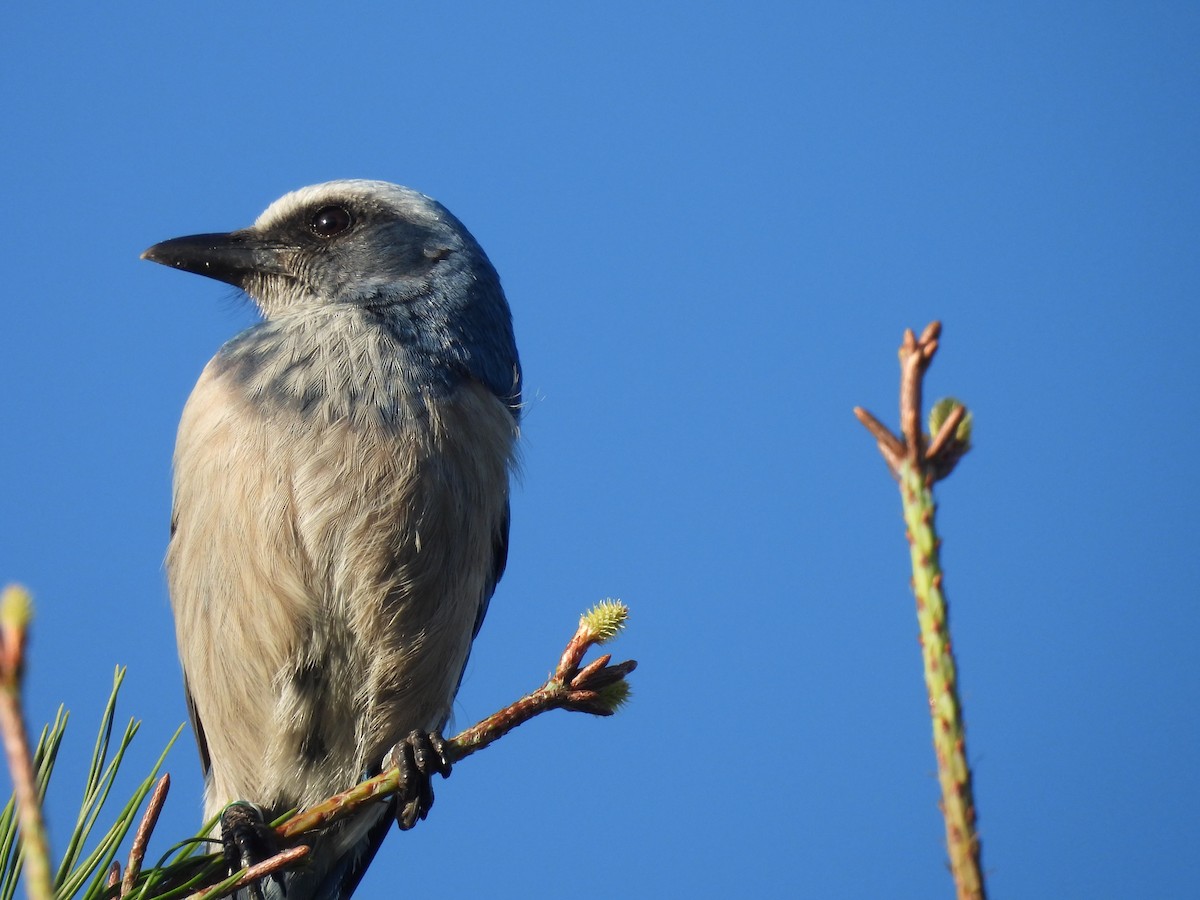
top-left (144, 180), bottom-right (494, 316)
top-left (143, 180), bottom-right (520, 411)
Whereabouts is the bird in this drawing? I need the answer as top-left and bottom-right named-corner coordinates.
top-left (142, 180), bottom-right (521, 899)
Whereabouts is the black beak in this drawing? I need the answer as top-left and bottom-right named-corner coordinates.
top-left (141, 231), bottom-right (288, 288)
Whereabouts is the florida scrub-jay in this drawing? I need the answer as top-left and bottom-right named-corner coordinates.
top-left (142, 180), bottom-right (520, 899)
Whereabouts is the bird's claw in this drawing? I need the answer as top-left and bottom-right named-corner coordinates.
top-left (388, 730), bottom-right (452, 830)
top-left (220, 801), bottom-right (278, 900)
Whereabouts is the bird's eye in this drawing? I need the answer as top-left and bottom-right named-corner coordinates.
top-left (310, 206), bottom-right (353, 238)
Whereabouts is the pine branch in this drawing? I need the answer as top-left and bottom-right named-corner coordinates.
top-left (0, 596), bottom-right (635, 900)
top-left (854, 322), bottom-right (984, 900)
top-left (277, 600), bottom-right (635, 840)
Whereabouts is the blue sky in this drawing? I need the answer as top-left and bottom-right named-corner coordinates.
top-left (2, 4), bottom-right (1197, 897)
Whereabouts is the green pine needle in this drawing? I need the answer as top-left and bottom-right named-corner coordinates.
top-left (0, 667), bottom-right (184, 900)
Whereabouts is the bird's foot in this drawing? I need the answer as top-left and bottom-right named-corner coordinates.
top-left (220, 801), bottom-right (279, 900)
top-left (387, 730), bottom-right (453, 830)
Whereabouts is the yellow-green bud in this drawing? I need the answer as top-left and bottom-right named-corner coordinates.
top-left (929, 397), bottom-right (973, 448)
top-left (595, 680), bottom-right (632, 713)
top-left (0, 584), bottom-right (33, 632)
top-left (581, 599), bottom-right (628, 644)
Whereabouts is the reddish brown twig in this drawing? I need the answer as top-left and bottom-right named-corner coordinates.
top-left (122, 774), bottom-right (171, 896)
top-left (853, 406), bottom-right (905, 474)
top-left (899, 322), bottom-right (941, 463)
top-left (855, 321), bottom-right (971, 480)
top-left (187, 846), bottom-right (310, 900)
top-left (276, 601), bottom-right (635, 840)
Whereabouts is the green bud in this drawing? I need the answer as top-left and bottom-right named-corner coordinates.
top-left (0, 584), bottom-right (33, 632)
top-left (581, 599), bottom-right (628, 644)
top-left (929, 397), bottom-right (973, 448)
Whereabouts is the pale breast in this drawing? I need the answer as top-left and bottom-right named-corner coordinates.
top-left (168, 361), bottom-right (517, 818)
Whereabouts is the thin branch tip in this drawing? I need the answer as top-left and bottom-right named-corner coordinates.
top-left (273, 604), bottom-right (636, 845)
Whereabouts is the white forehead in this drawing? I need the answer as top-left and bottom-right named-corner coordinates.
top-left (253, 180), bottom-right (444, 230)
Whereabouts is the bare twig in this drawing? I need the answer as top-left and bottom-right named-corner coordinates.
top-left (899, 322), bottom-right (940, 463)
top-left (857, 321), bottom-right (969, 480)
top-left (122, 774), bottom-right (170, 896)
top-left (186, 846), bottom-right (309, 900)
top-left (853, 406), bottom-right (905, 477)
top-left (0, 585), bottom-right (53, 900)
